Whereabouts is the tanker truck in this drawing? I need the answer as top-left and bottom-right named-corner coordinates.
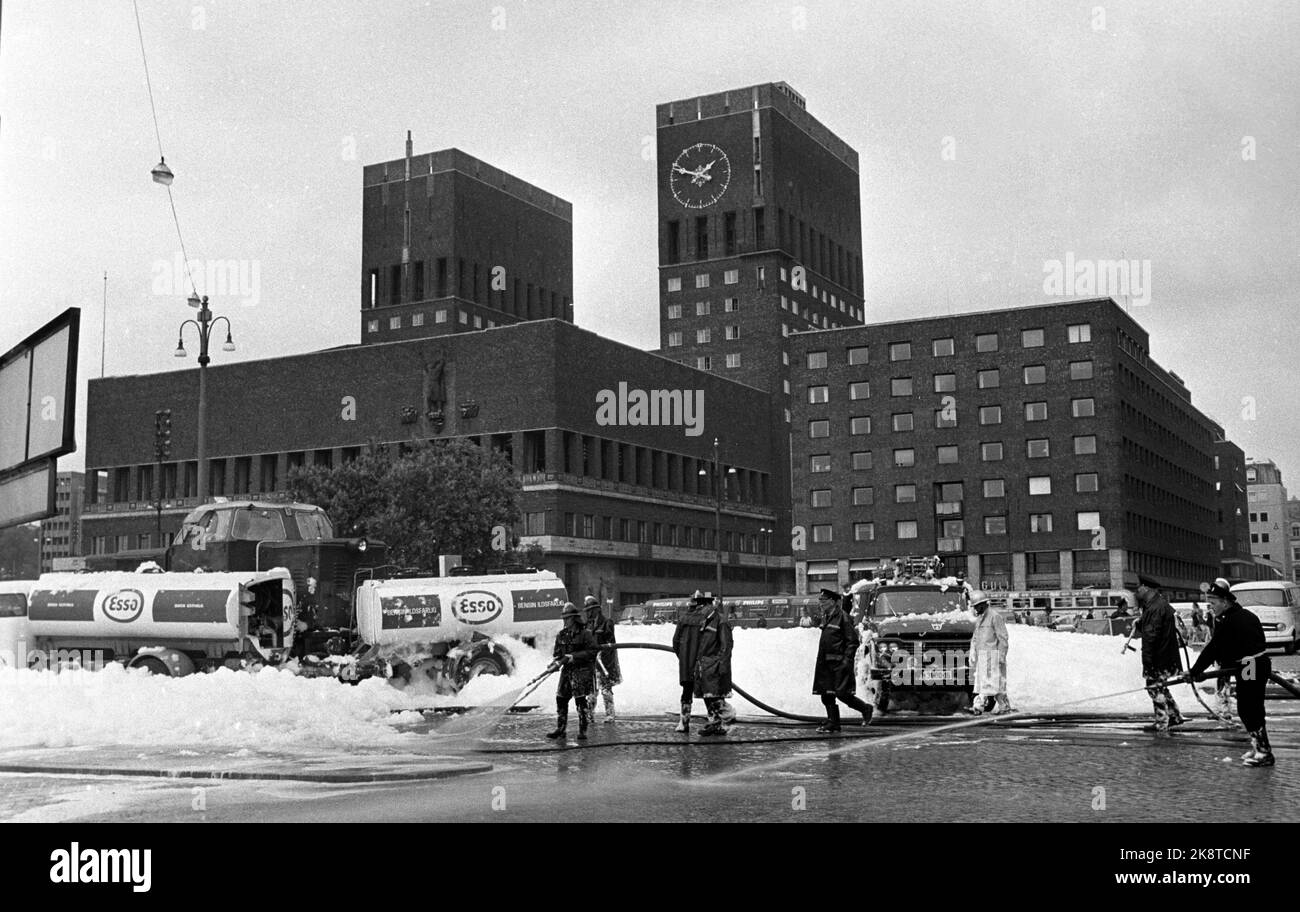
top-left (351, 570), bottom-right (569, 692)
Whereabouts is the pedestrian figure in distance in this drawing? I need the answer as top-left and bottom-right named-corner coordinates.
top-left (583, 595), bottom-right (622, 724)
top-left (1131, 576), bottom-right (1186, 734)
top-left (812, 588), bottom-right (873, 731)
top-left (672, 590), bottom-right (733, 736)
top-left (1185, 579), bottom-right (1274, 766)
top-left (546, 602), bottom-right (598, 742)
top-left (968, 591), bottom-right (1012, 715)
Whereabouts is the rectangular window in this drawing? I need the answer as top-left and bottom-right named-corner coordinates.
top-left (809, 420), bottom-right (830, 439)
top-left (413, 260), bottom-right (425, 300)
top-left (853, 486), bottom-right (874, 506)
top-left (1022, 328), bottom-right (1045, 348)
top-left (697, 329), bottom-right (711, 343)
top-left (696, 301), bottom-right (710, 316)
top-left (984, 478), bottom-right (1005, 498)
top-left (891, 413), bottom-right (914, 432)
top-left (1068, 323), bottom-right (1091, 343)
top-left (849, 381), bottom-right (870, 400)
top-left (895, 483), bottom-right (917, 503)
top-left (1029, 513), bottom-right (1053, 533)
top-left (725, 325), bottom-right (740, 340)
top-left (933, 373), bottom-right (956, 392)
top-left (1027, 438), bottom-right (1050, 458)
top-left (976, 332), bottom-right (999, 352)
top-left (985, 516), bottom-right (1007, 535)
top-left (812, 523), bottom-right (832, 543)
top-left (1072, 398), bottom-right (1095, 417)
top-left (1074, 435), bottom-right (1098, 455)
top-left (667, 221), bottom-right (681, 263)
top-left (367, 319), bottom-right (379, 333)
top-left (854, 522), bottom-right (875, 542)
top-left (933, 337), bottom-right (955, 357)
top-left (848, 346), bottom-right (869, 365)
top-left (667, 304), bottom-right (682, 319)
top-left (667, 331), bottom-right (683, 347)
top-left (1029, 476), bottom-right (1052, 495)
top-left (937, 445), bottom-right (959, 464)
top-left (1075, 472), bottom-right (1099, 493)
top-left (979, 405), bottom-right (1002, 425)
top-left (435, 309), bottom-right (448, 323)
top-left (810, 489), bottom-right (832, 508)
top-left (667, 276), bottom-right (682, 292)
top-left (1077, 511), bottom-right (1101, 531)
top-left (724, 297), bottom-right (739, 312)
top-left (810, 454), bottom-right (831, 473)
top-left (695, 274), bottom-right (710, 289)
top-left (981, 442), bottom-right (1004, 462)
top-left (897, 521), bottom-right (918, 540)
top-left (852, 451), bottom-right (873, 470)
top-left (1070, 360), bottom-right (1094, 380)
top-left (723, 268), bottom-right (739, 285)
top-left (1023, 365), bottom-right (1047, 384)
top-left (458, 310), bottom-right (468, 324)
top-left (1025, 401), bottom-right (1048, 421)
top-left (890, 342), bottom-right (912, 362)
top-left (725, 353), bottom-right (741, 368)
top-left (389, 316), bottom-right (401, 330)
top-left (809, 385), bottom-right (829, 403)
top-left (754, 167), bottom-right (764, 197)
top-left (894, 448), bottom-right (916, 467)
top-left (695, 216), bottom-right (709, 260)
top-left (724, 214), bottom-right (737, 257)
top-left (696, 356), bottom-right (712, 370)
top-left (977, 368), bottom-right (1000, 389)
top-left (807, 351), bottom-right (828, 369)
top-left (754, 207), bottom-right (765, 248)
top-left (891, 377), bottom-right (914, 396)
top-left (851, 416), bottom-right (872, 435)
top-left (935, 408), bottom-right (958, 429)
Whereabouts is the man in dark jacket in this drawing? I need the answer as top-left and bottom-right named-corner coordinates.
top-left (547, 602), bottom-right (598, 742)
top-left (1134, 575), bottom-right (1186, 733)
top-left (812, 588), bottom-right (873, 732)
top-left (583, 595), bottom-right (622, 723)
top-left (672, 591), bottom-right (733, 735)
top-left (1183, 579), bottom-right (1274, 766)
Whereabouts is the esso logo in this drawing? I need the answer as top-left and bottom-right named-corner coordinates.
top-left (103, 589), bottom-right (145, 623)
top-left (452, 590), bottom-right (503, 625)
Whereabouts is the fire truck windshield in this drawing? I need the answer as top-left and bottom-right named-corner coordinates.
top-left (292, 510), bottom-right (335, 540)
top-left (231, 508), bottom-right (288, 542)
top-left (871, 588), bottom-right (966, 617)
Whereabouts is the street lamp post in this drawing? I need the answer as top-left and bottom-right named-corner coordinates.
top-left (698, 437), bottom-right (736, 602)
top-left (174, 294), bottom-right (235, 503)
top-left (759, 526), bottom-right (773, 588)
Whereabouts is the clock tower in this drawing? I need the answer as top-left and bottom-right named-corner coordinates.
top-left (655, 82), bottom-right (864, 547)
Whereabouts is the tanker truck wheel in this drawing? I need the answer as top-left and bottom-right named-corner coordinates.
top-left (133, 656), bottom-right (172, 676)
top-left (463, 654), bottom-right (508, 681)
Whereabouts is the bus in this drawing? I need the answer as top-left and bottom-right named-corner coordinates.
top-left (622, 594), bottom-right (826, 628)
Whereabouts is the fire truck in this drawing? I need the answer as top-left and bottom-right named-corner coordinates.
top-left (853, 556), bottom-right (977, 715)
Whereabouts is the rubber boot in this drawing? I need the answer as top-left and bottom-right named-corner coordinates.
top-left (602, 691), bottom-right (616, 724)
top-left (675, 702), bottom-right (691, 733)
top-left (576, 700), bottom-right (591, 741)
top-left (545, 698), bottom-right (568, 740)
top-left (817, 701), bottom-right (842, 733)
top-left (1242, 727), bottom-right (1275, 767)
top-left (968, 695), bottom-right (995, 716)
top-left (841, 694), bottom-right (874, 725)
top-left (719, 699), bottom-right (737, 726)
top-left (699, 698), bottom-right (727, 736)
top-left (993, 694), bottom-right (1014, 715)
top-left (586, 692), bottom-right (598, 718)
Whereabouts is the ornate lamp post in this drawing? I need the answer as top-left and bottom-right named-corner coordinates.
top-left (174, 294), bottom-right (235, 502)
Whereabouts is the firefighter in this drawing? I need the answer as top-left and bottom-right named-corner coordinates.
top-left (1182, 579), bottom-right (1274, 766)
top-left (672, 590), bottom-right (733, 735)
top-left (546, 602), bottom-right (598, 742)
top-left (968, 590), bottom-right (1012, 715)
top-left (812, 588), bottom-right (873, 731)
top-left (583, 595), bottom-right (621, 723)
top-left (1132, 575), bottom-right (1186, 734)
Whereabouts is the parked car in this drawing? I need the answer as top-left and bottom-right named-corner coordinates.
top-left (1230, 581), bottom-right (1300, 654)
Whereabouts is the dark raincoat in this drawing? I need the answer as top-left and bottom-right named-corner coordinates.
top-left (812, 599), bottom-right (860, 696)
top-left (553, 623), bottom-right (598, 698)
top-left (1138, 589), bottom-right (1182, 677)
top-left (586, 611), bottom-right (622, 684)
top-left (673, 604), bottom-right (732, 697)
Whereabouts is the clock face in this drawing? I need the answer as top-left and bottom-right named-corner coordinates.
top-left (670, 142), bottom-right (731, 209)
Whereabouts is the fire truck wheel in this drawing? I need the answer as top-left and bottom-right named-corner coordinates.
top-left (133, 656), bottom-right (172, 677)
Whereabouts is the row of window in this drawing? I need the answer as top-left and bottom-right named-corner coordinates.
top-left (666, 326), bottom-right (742, 345)
top-left (802, 324), bottom-right (1092, 369)
top-left (809, 510), bottom-right (1102, 544)
top-left (806, 361), bottom-right (1097, 391)
top-left (366, 309), bottom-right (495, 333)
top-left (536, 510), bottom-right (767, 554)
top-left (366, 257), bottom-right (568, 319)
top-left (807, 473), bottom-right (1100, 507)
top-left (681, 354), bottom-right (743, 370)
top-left (806, 400), bottom-right (1097, 436)
top-left (807, 436), bottom-right (1099, 471)
top-left (666, 297), bottom-right (742, 318)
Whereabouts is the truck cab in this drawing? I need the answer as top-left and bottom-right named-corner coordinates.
top-left (857, 562), bottom-right (976, 714)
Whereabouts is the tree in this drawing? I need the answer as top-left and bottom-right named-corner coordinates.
top-left (286, 439), bottom-right (522, 573)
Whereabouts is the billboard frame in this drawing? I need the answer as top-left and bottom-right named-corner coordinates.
top-left (0, 307), bottom-right (80, 474)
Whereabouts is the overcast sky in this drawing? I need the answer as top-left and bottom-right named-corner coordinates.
top-left (2, 0), bottom-right (1296, 481)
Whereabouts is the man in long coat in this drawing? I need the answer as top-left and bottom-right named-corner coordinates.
top-left (582, 595), bottom-right (622, 723)
top-left (968, 590), bottom-right (1012, 714)
top-left (547, 602), bottom-right (598, 742)
top-left (672, 591), bottom-right (733, 735)
top-left (1134, 575), bottom-right (1186, 733)
top-left (812, 588), bottom-right (874, 731)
